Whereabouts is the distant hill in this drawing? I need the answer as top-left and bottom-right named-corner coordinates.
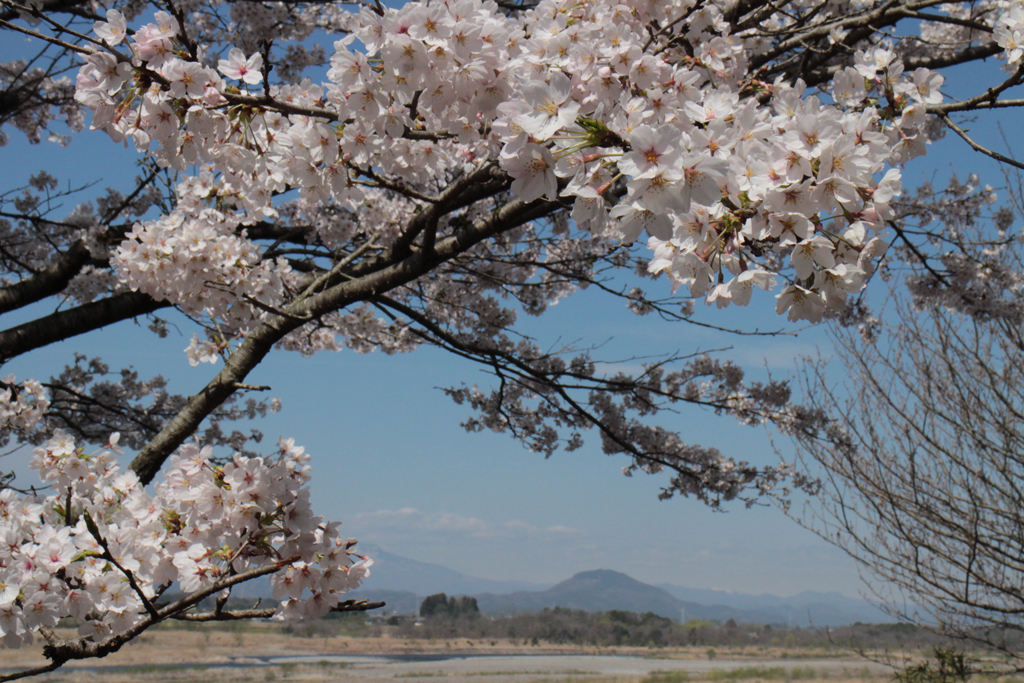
top-left (350, 544), bottom-right (550, 596)
top-left (476, 569), bottom-right (688, 621)
top-left (474, 570), bottom-right (893, 627)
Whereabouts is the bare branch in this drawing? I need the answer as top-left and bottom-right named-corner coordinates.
top-left (939, 114), bottom-right (1024, 172)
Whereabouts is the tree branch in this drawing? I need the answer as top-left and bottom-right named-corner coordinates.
top-left (0, 291), bottom-right (170, 362)
top-left (128, 193), bottom-right (562, 483)
top-left (938, 113), bottom-right (1024, 172)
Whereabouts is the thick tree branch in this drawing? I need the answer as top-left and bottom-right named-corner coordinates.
top-left (0, 241), bottom-right (92, 314)
top-left (0, 291), bottom-right (169, 362)
top-left (172, 598), bottom-right (385, 621)
top-left (128, 194), bottom-right (562, 483)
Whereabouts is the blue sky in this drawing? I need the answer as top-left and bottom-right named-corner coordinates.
top-left (2, 34), bottom-right (1023, 601)
top-left (4, 275), bottom-right (856, 596)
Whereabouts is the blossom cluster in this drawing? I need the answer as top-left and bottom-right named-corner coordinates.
top-left (68, 0), bottom-right (1024, 337)
top-left (0, 59), bottom-right (81, 146)
top-left (0, 376), bottom-right (49, 435)
top-left (0, 433), bottom-right (369, 648)
top-left (113, 203), bottom-right (296, 332)
top-left (995, 1), bottom-right (1024, 65)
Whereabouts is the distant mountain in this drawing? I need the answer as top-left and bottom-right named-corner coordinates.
top-left (476, 569), bottom-right (689, 621)
top-left (351, 544), bottom-right (550, 596)
top-left (218, 545), bottom-right (548, 603)
top-left (221, 547), bottom-right (894, 626)
top-left (657, 584), bottom-right (894, 626)
top-left (473, 570), bottom-right (893, 627)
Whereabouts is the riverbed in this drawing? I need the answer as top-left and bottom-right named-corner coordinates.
top-left (0, 631), bottom-right (895, 683)
top-left (243, 652), bottom-right (891, 680)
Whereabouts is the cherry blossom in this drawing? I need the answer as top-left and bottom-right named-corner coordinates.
top-left (3, 1), bottom-right (1024, 673)
top-left (218, 48), bottom-right (265, 86)
top-left (0, 430), bottom-right (371, 654)
top-left (93, 10), bottom-right (126, 48)
top-left (62, 0), bottom-right (963, 327)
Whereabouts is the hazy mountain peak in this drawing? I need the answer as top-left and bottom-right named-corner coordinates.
top-left (556, 569), bottom-right (644, 585)
top-left (550, 570), bottom-right (673, 597)
top-left (345, 547), bottom-right (893, 626)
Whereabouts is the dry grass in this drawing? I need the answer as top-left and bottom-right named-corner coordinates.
top-left (1, 631), bottom-right (833, 669)
top-left (8, 671), bottom-right (891, 683)
top-left (0, 630), bottom-right (896, 683)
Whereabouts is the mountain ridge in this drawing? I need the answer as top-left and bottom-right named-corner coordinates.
top-left (351, 557), bottom-right (893, 626)
top-left (354, 543), bottom-right (550, 596)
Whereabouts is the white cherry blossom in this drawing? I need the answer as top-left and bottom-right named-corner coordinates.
top-left (218, 48), bottom-right (264, 86)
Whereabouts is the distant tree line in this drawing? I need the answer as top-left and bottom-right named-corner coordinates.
top-left (139, 596), bottom-right (1024, 655)
top-left (420, 593), bottom-right (481, 618)
top-left (372, 605), bottom-right (981, 651)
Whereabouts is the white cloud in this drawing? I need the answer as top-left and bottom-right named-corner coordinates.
top-left (349, 508), bottom-right (582, 540)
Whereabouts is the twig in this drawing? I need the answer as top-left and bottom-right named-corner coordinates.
top-left (84, 513), bottom-right (161, 619)
top-left (295, 232), bottom-right (381, 301)
top-left (929, 62), bottom-right (1024, 115)
top-left (241, 294), bottom-right (314, 322)
top-left (939, 113), bottom-right (1024, 172)
top-left (0, 0), bottom-right (129, 57)
top-left (0, 660), bottom-right (64, 682)
top-left (0, 16), bottom-right (94, 55)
